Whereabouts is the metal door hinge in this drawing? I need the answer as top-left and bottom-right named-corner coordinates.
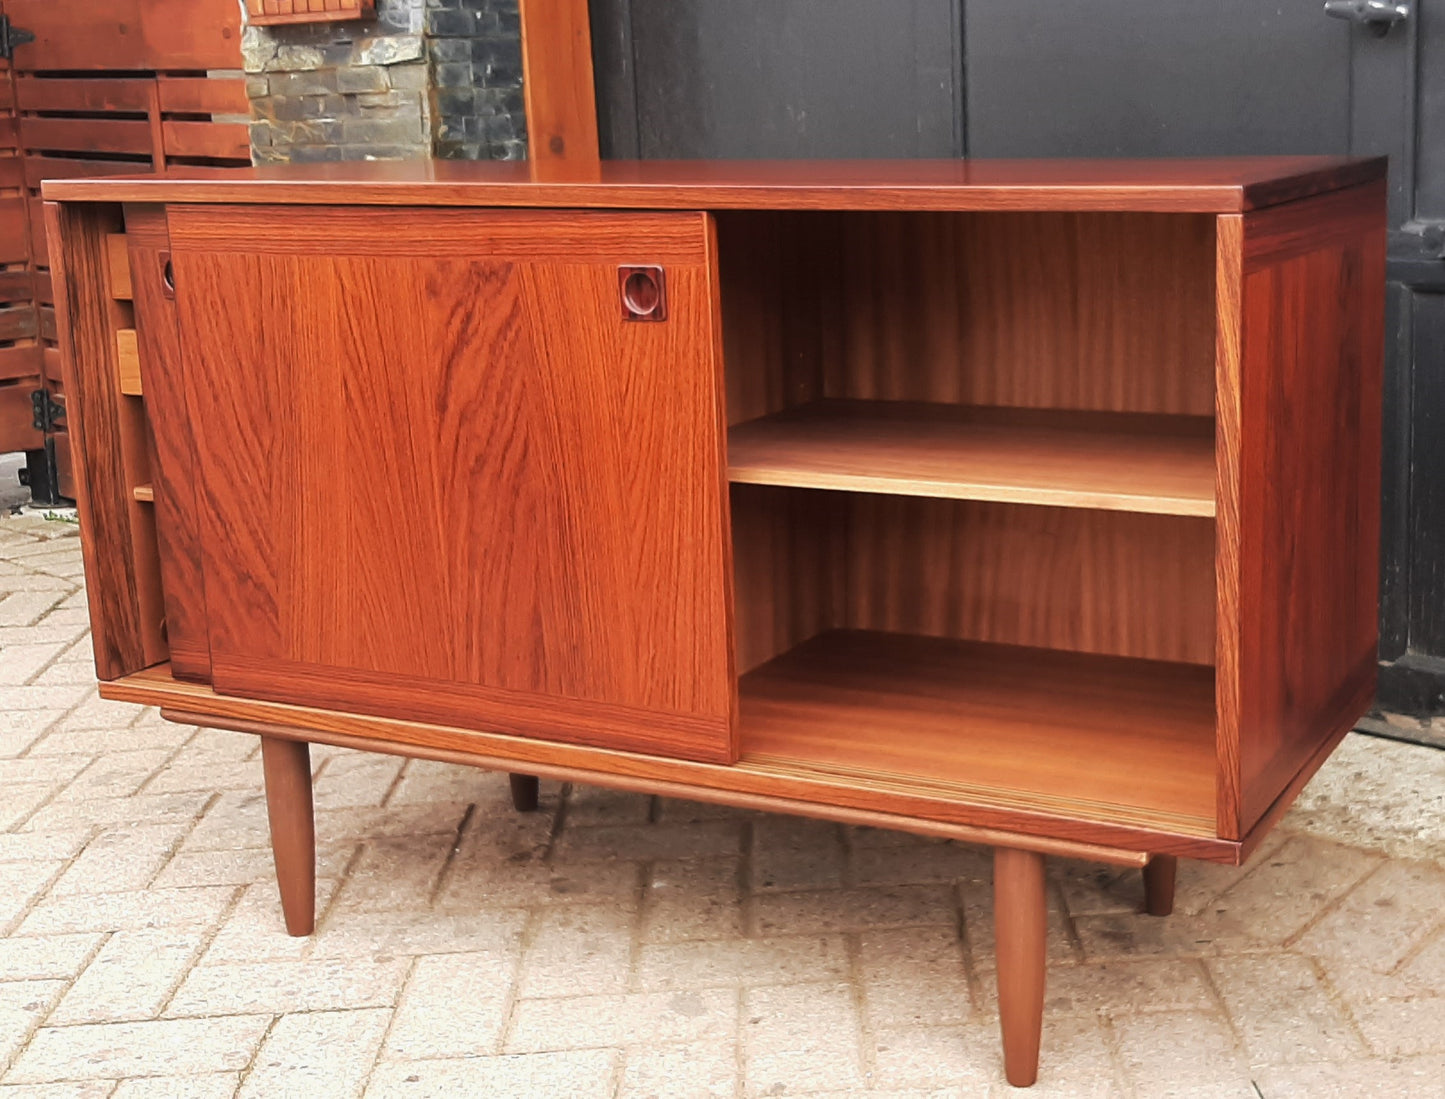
top-left (31, 390), bottom-right (64, 433)
top-left (0, 15), bottom-right (35, 61)
top-left (1324, 0), bottom-right (1410, 36)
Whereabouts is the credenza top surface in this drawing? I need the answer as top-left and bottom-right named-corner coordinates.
top-left (41, 155), bottom-right (1386, 213)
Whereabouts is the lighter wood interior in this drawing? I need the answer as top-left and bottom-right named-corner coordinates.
top-left (720, 209), bottom-right (1219, 677)
top-left (738, 630), bottom-right (1217, 835)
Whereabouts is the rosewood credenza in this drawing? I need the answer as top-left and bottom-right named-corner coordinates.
top-left (43, 157), bottom-right (1386, 1087)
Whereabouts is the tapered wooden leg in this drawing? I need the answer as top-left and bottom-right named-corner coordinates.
top-left (509, 773), bottom-right (540, 812)
top-left (260, 736), bottom-right (315, 936)
top-left (995, 846), bottom-right (1047, 1088)
top-left (1143, 854), bottom-right (1178, 917)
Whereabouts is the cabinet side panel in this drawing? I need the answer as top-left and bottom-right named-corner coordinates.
top-left (1229, 183), bottom-right (1385, 837)
top-left (126, 204), bottom-right (210, 681)
top-left (43, 200), bottom-right (150, 680)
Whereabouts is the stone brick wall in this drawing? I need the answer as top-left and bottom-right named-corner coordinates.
top-left (244, 0), bottom-right (526, 164)
top-left (428, 0), bottom-right (527, 161)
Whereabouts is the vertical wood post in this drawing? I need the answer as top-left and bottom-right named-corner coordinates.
top-left (995, 845), bottom-right (1047, 1088)
top-left (518, 0), bottom-right (601, 175)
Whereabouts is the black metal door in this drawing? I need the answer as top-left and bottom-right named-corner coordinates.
top-left (591, 0), bottom-right (1445, 736)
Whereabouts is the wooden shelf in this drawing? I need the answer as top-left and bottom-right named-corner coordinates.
top-left (132, 484), bottom-right (154, 502)
top-left (727, 401), bottom-right (1216, 516)
top-left (738, 630), bottom-right (1217, 834)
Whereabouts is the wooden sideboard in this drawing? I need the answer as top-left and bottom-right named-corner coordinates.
top-left (43, 157), bottom-right (1386, 1087)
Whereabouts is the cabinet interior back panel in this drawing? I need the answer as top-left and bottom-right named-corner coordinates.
top-left (718, 211), bottom-right (1217, 422)
top-left (731, 486), bottom-right (1216, 673)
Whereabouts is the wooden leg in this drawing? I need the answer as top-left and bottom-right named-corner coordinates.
top-left (1143, 854), bottom-right (1178, 917)
top-left (509, 773), bottom-right (540, 812)
top-left (260, 736), bottom-right (315, 936)
top-left (995, 846), bottom-right (1047, 1088)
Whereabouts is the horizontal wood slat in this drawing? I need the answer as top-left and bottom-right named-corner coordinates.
top-left (0, 346), bottom-right (40, 381)
top-left (0, 303), bottom-right (37, 341)
top-left (20, 117), bottom-right (154, 157)
top-left (161, 120), bottom-right (251, 161)
top-left (157, 77), bottom-right (250, 116)
top-left (0, 270), bottom-right (33, 301)
top-left (15, 76), bottom-right (153, 114)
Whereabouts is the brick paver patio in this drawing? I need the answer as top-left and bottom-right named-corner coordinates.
top-left (0, 512), bottom-right (1442, 1098)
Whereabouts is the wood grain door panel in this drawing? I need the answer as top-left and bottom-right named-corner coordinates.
top-left (167, 206), bottom-right (736, 763)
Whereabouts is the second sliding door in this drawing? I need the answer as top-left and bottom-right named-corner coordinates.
top-left (166, 205), bottom-right (737, 763)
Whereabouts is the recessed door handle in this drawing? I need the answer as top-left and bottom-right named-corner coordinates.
top-left (1324, 0), bottom-right (1410, 35)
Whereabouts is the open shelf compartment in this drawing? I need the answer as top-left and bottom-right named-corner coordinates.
top-left (736, 630), bottom-right (1217, 836)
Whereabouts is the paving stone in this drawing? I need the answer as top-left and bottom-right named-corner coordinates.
top-left (871, 1024), bottom-right (995, 1091)
top-left (636, 935), bottom-right (850, 991)
top-left (858, 926), bottom-right (973, 1027)
top-left (48, 753), bottom-right (176, 804)
top-left (312, 752), bottom-right (406, 810)
top-left (18, 887), bottom-right (235, 936)
top-left (1251, 1053), bottom-right (1445, 1098)
top-left (0, 756), bottom-right (89, 789)
top-left (435, 846), bottom-right (639, 912)
top-left (49, 928), bottom-right (205, 1025)
top-left (238, 1008), bottom-right (390, 1099)
top-left (565, 783), bottom-right (652, 826)
top-left (386, 760), bottom-right (537, 810)
top-left (517, 905), bottom-right (636, 997)
top-left (0, 863), bottom-right (64, 931)
top-left (167, 956), bottom-right (408, 1017)
top-left (308, 906), bottom-right (527, 962)
top-left (1295, 859), bottom-right (1445, 974)
top-left (0, 593), bottom-right (67, 629)
top-left (21, 794), bottom-right (211, 834)
top-left (0, 980), bottom-right (67, 1068)
top-left (1350, 995), bottom-right (1445, 1057)
top-left (742, 983), bottom-right (864, 1096)
top-left (508, 989), bottom-right (737, 1054)
top-left (0, 644), bottom-right (66, 687)
top-left (640, 857), bottom-right (743, 943)
top-left (49, 825), bottom-right (191, 896)
top-left (382, 950), bottom-right (515, 1059)
top-left (753, 885), bottom-right (956, 936)
top-left (0, 710), bottom-right (64, 758)
top-left (110, 1074), bottom-right (238, 1098)
top-left (750, 815), bottom-right (845, 892)
top-left (6, 1016), bottom-right (270, 1083)
top-left (200, 878), bottom-right (341, 965)
top-left (0, 831), bottom-right (90, 864)
top-left (0, 1083), bottom-right (117, 1098)
top-left (1207, 952), bottom-right (1365, 1066)
top-left (618, 1039), bottom-right (736, 1098)
top-left (554, 819), bottom-right (744, 863)
top-left (0, 934), bottom-right (104, 982)
top-left (1283, 731), bottom-right (1445, 861)
top-left (0, 787), bottom-right (55, 832)
top-left (1045, 958), bottom-right (1216, 1016)
top-left (152, 842), bottom-right (351, 890)
top-left (3, 686), bottom-right (91, 715)
top-left (364, 1049), bottom-right (618, 1098)
top-left (332, 833), bottom-right (456, 911)
top-left (26, 726), bottom-right (192, 759)
top-left (993, 1012), bottom-right (1126, 1098)
top-left (1110, 1010), bottom-right (1251, 1098)
top-left (850, 838), bottom-right (993, 888)
top-left (139, 760), bottom-right (258, 797)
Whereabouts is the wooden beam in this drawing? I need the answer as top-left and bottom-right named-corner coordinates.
top-left (518, 0), bottom-right (600, 176)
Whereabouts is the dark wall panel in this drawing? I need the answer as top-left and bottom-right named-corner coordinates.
top-left (964, 0), bottom-right (1352, 158)
top-left (592, 0), bottom-right (961, 159)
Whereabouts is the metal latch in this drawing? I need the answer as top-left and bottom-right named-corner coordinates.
top-left (1324, 0), bottom-right (1410, 36)
top-left (0, 15), bottom-right (35, 61)
top-left (31, 390), bottom-right (64, 433)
